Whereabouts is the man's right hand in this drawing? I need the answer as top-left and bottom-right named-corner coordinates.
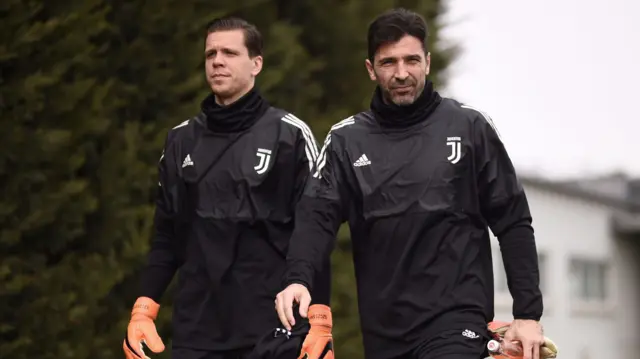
top-left (275, 283), bottom-right (312, 330)
top-left (123, 297), bottom-right (165, 359)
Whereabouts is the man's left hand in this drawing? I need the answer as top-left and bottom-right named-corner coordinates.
top-left (502, 319), bottom-right (545, 359)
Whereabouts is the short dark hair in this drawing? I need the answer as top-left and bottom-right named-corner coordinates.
top-left (205, 16), bottom-right (263, 57)
top-left (367, 8), bottom-right (428, 61)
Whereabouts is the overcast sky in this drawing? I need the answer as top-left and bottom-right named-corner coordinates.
top-left (441, 0), bottom-right (640, 180)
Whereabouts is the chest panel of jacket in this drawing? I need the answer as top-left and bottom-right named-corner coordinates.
top-left (343, 111), bottom-right (477, 221)
top-left (177, 114), bottom-right (298, 222)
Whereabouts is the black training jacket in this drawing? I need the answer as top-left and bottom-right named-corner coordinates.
top-left (284, 91), bottom-right (543, 359)
top-left (138, 91), bottom-right (330, 351)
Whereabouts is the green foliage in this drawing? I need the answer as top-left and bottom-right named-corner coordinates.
top-left (0, 0), bottom-right (456, 358)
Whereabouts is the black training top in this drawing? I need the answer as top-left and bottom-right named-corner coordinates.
top-left (138, 88), bottom-right (331, 351)
top-left (285, 81), bottom-right (543, 359)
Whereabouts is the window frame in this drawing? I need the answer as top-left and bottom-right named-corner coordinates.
top-left (568, 256), bottom-right (614, 316)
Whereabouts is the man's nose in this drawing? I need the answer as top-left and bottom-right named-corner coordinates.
top-left (211, 54), bottom-right (225, 66)
top-left (394, 64), bottom-right (409, 81)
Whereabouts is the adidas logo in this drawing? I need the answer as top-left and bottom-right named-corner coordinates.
top-left (353, 154), bottom-right (371, 167)
top-left (462, 329), bottom-right (480, 339)
top-left (182, 154), bottom-right (194, 168)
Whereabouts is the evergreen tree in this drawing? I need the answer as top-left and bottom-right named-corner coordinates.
top-left (1, 2), bottom-right (115, 358)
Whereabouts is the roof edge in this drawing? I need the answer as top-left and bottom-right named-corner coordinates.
top-left (520, 175), bottom-right (640, 212)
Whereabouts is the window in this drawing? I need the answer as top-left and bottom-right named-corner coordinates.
top-left (569, 259), bottom-right (608, 302)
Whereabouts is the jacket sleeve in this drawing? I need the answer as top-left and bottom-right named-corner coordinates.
top-left (138, 134), bottom-right (182, 302)
top-left (290, 125), bottom-right (332, 305)
top-left (473, 112), bottom-right (543, 321)
top-left (284, 130), bottom-right (348, 293)
top-left (290, 125), bottom-right (319, 208)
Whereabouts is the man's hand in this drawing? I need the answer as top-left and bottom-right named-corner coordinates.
top-left (502, 319), bottom-right (545, 359)
top-left (275, 283), bottom-right (311, 330)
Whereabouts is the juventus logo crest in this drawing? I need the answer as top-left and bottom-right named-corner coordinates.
top-left (254, 148), bottom-right (272, 174)
top-left (446, 137), bottom-right (462, 164)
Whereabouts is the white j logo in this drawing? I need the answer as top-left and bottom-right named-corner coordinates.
top-left (254, 148), bottom-right (272, 174)
top-left (446, 137), bottom-right (461, 164)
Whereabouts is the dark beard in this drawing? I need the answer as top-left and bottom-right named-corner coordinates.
top-left (380, 81), bottom-right (425, 106)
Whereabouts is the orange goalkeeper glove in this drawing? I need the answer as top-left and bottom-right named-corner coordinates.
top-left (487, 321), bottom-right (558, 359)
top-left (123, 297), bottom-right (165, 359)
top-left (297, 304), bottom-right (334, 359)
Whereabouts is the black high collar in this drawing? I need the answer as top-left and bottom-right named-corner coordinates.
top-left (370, 79), bottom-right (442, 129)
top-left (200, 87), bottom-right (270, 133)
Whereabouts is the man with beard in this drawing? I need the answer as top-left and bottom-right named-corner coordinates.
top-left (122, 17), bottom-right (333, 359)
top-left (275, 8), bottom-right (546, 359)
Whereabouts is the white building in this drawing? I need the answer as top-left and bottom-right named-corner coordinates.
top-left (491, 174), bottom-right (640, 359)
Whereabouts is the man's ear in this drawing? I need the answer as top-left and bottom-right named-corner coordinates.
top-left (365, 59), bottom-right (376, 81)
top-left (425, 52), bottom-right (431, 76)
top-left (251, 55), bottom-right (263, 76)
